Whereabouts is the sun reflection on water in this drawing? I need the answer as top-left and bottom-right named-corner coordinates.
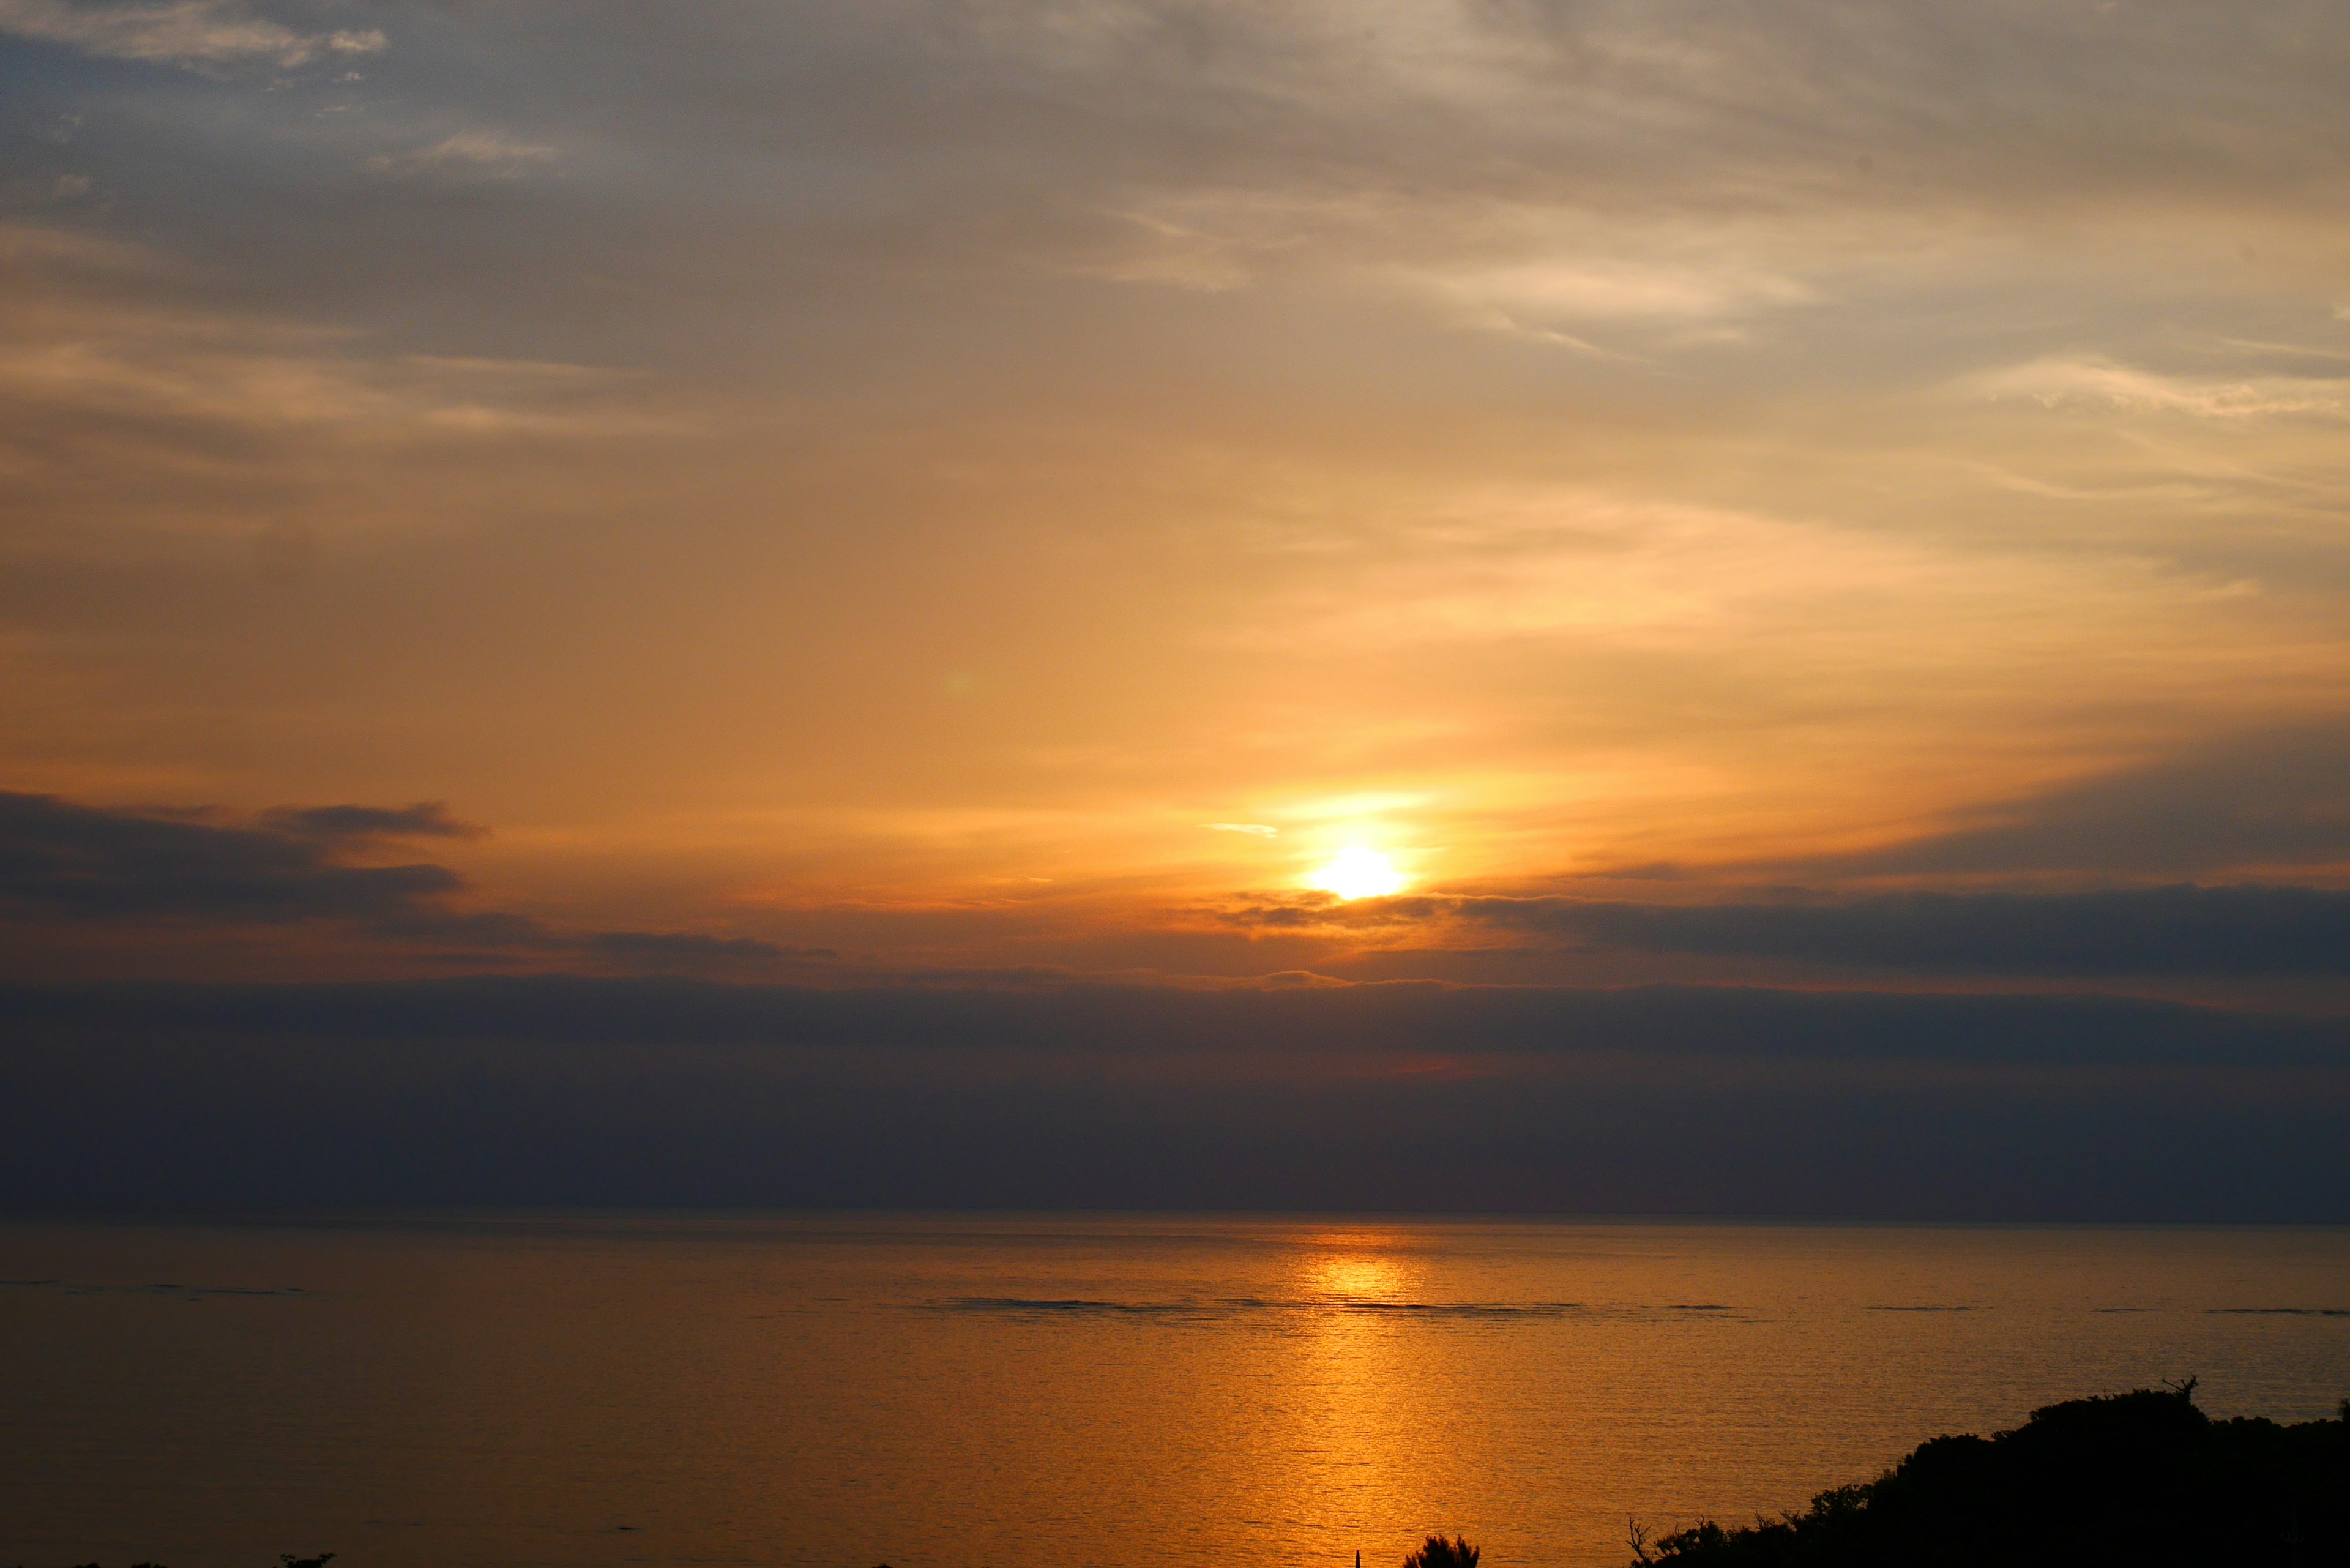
top-left (1311, 1250), bottom-right (1407, 1304)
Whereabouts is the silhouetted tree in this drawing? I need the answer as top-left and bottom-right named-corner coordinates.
top-left (1627, 1383), bottom-right (2349, 1568)
top-left (59, 1554), bottom-right (330, 1567)
top-left (1404, 1534), bottom-right (1480, 1568)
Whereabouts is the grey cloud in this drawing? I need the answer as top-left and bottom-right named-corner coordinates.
top-left (258, 801), bottom-right (480, 842)
top-left (15, 0), bottom-right (2350, 355)
top-left (630, 0), bottom-right (2350, 214)
top-left (4, 974), bottom-right (2338, 1070)
top-left (1833, 726), bottom-right (2350, 878)
top-left (0, 790), bottom-right (463, 924)
top-left (583, 931), bottom-right (812, 965)
top-left (2, 977), bottom-right (2345, 1217)
top-left (1216, 895), bottom-right (1343, 929)
top-left (366, 132), bottom-right (554, 182)
top-left (1450, 886), bottom-right (2350, 977)
top-left (0, 791), bottom-right (784, 966)
top-left (0, 0), bottom-right (384, 69)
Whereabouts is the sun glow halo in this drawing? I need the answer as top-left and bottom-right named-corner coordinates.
top-left (1307, 846), bottom-right (1406, 900)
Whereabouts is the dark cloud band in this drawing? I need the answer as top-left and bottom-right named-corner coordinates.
top-left (4, 973), bottom-right (2341, 1067)
top-left (3, 976), bottom-right (2344, 1218)
top-left (1447, 886), bottom-right (2350, 976)
top-left (0, 791), bottom-right (785, 965)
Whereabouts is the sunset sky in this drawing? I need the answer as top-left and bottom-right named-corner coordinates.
top-left (4, 1), bottom-right (2348, 1214)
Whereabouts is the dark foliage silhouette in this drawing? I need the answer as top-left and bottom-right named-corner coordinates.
top-left (1628, 1383), bottom-right (2348, 1567)
top-left (58, 1556), bottom-right (329, 1567)
top-left (1404, 1535), bottom-right (1480, 1568)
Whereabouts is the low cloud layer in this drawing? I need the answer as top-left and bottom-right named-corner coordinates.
top-left (1447, 886), bottom-right (2350, 977)
top-left (4, 976), bottom-right (2344, 1217)
top-left (6, 973), bottom-right (2339, 1067)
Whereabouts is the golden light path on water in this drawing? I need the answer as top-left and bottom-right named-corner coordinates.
top-left (9, 1215), bottom-right (2347, 1568)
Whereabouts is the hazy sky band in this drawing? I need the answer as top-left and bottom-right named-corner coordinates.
top-left (7, 974), bottom-right (2348, 1217)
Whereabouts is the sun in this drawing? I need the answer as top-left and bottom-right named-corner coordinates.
top-left (1306, 846), bottom-right (1406, 900)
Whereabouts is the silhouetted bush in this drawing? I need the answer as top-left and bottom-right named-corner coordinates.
top-left (1404, 1534), bottom-right (1480, 1568)
top-left (1628, 1381), bottom-right (2349, 1568)
top-left (57, 1555), bottom-right (329, 1568)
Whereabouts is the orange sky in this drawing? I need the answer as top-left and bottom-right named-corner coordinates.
top-left (4, 0), bottom-right (2349, 993)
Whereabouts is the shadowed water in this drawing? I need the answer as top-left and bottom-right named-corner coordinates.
top-left (2, 1215), bottom-right (2346, 1567)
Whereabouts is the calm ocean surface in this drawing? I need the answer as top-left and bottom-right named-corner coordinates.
top-left (4, 1215), bottom-right (2348, 1568)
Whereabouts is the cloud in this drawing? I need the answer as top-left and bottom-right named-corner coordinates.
top-left (1447, 886), bottom-right (2350, 977)
top-left (1970, 357), bottom-right (2350, 420)
top-left (0, 317), bottom-right (659, 448)
top-left (1836, 726), bottom-right (2350, 878)
top-left (2, 977), bottom-right (2345, 1216)
top-left (0, 223), bottom-right (698, 551)
top-left (1076, 190), bottom-right (1815, 342)
top-left (0, 792), bottom-right (787, 967)
top-left (0, 0), bottom-right (384, 68)
top-left (1406, 256), bottom-right (1815, 344)
top-left (0, 790), bottom-right (466, 924)
top-left (1206, 822), bottom-right (1278, 836)
top-left (367, 133), bottom-right (556, 182)
top-left (585, 930), bottom-right (821, 965)
top-left (6, 973), bottom-right (2336, 1069)
top-left (258, 801), bottom-right (482, 843)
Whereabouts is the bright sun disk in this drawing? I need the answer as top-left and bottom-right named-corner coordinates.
top-left (1307, 846), bottom-right (1406, 900)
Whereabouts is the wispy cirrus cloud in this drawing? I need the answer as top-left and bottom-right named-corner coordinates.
top-left (0, 222), bottom-right (699, 558)
top-left (1970, 356), bottom-right (2350, 420)
top-left (0, 0), bottom-right (383, 68)
top-left (367, 132), bottom-right (556, 182)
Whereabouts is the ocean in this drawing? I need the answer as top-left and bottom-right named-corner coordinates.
top-left (4, 1214), bottom-right (2347, 1567)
